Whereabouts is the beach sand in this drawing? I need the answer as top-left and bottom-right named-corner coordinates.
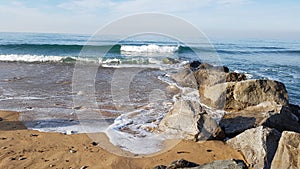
top-left (0, 110), bottom-right (247, 169)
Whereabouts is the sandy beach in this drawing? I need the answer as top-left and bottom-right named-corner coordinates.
top-left (0, 110), bottom-right (248, 169)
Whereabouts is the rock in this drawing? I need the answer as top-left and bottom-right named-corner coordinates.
top-left (227, 126), bottom-right (281, 169)
top-left (199, 80), bottom-right (289, 111)
top-left (80, 166), bottom-right (88, 169)
top-left (188, 61), bottom-right (202, 71)
top-left (192, 160), bottom-right (247, 169)
top-left (91, 141), bottom-right (98, 146)
top-left (167, 159), bottom-right (199, 168)
top-left (219, 102), bottom-right (283, 137)
top-left (153, 159), bottom-right (247, 169)
top-left (153, 165), bottom-right (167, 169)
top-left (233, 80), bottom-right (288, 107)
top-left (0, 117), bottom-right (2, 121)
top-left (18, 157), bottom-right (27, 160)
top-left (194, 68), bottom-right (226, 87)
top-left (60, 57), bottom-right (76, 63)
top-left (69, 149), bottom-right (77, 153)
top-left (263, 105), bottom-right (300, 133)
top-left (159, 100), bottom-right (224, 140)
top-left (213, 66), bottom-right (230, 73)
top-left (170, 68), bottom-right (198, 88)
top-left (226, 72), bottom-right (246, 82)
top-left (162, 57), bottom-right (180, 64)
top-left (220, 116), bottom-right (256, 137)
top-left (271, 131), bottom-right (300, 169)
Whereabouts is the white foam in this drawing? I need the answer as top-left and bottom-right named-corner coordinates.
top-left (0, 54), bottom-right (65, 62)
top-left (120, 44), bottom-right (178, 54)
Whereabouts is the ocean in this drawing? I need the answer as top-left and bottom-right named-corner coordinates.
top-left (0, 32), bottom-right (299, 154)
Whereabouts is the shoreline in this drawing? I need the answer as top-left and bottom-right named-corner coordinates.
top-left (0, 110), bottom-right (248, 169)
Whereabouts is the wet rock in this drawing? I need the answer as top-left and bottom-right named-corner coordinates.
top-left (0, 117), bottom-right (3, 121)
top-left (227, 126), bottom-right (281, 169)
top-left (226, 72), bottom-right (246, 82)
top-left (159, 100), bottom-right (224, 140)
top-left (188, 61), bottom-right (202, 71)
top-left (271, 131), bottom-right (300, 169)
top-left (80, 166), bottom-right (88, 169)
top-left (170, 68), bottom-right (198, 88)
top-left (263, 105), bottom-right (300, 133)
top-left (199, 80), bottom-right (289, 111)
top-left (60, 57), bottom-right (76, 63)
top-left (162, 57), bottom-right (180, 64)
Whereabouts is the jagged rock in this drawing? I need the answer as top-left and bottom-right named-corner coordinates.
top-left (168, 159), bottom-right (199, 169)
top-left (153, 165), bottom-right (167, 169)
top-left (162, 57), bottom-right (180, 64)
top-left (199, 80), bottom-right (289, 111)
top-left (153, 159), bottom-right (247, 169)
top-left (159, 100), bottom-right (224, 140)
top-left (170, 68), bottom-right (198, 88)
top-left (227, 126), bottom-right (281, 169)
top-left (271, 131), bottom-right (300, 169)
top-left (263, 105), bottom-right (300, 133)
top-left (219, 102), bottom-right (282, 137)
top-left (188, 61), bottom-right (202, 71)
top-left (194, 68), bottom-right (226, 87)
top-left (190, 160), bottom-right (247, 169)
top-left (226, 72), bottom-right (246, 82)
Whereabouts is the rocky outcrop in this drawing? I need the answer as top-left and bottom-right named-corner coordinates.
top-left (170, 68), bottom-right (198, 88)
top-left (199, 79), bottom-right (289, 111)
top-left (153, 159), bottom-right (248, 169)
top-left (263, 105), bottom-right (300, 133)
top-left (227, 126), bottom-right (281, 169)
top-left (159, 100), bottom-right (224, 140)
top-left (226, 72), bottom-right (247, 82)
top-left (271, 131), bottom-right (300, 169)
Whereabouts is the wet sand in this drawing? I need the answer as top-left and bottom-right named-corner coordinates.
top-left (0, 110), bottom-right (248, 169)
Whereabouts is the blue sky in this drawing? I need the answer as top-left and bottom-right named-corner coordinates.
top-left (0, 0), bottom-right (299, 39)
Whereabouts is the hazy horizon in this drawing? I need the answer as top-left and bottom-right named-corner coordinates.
top-left (1, 0), bottom-right (300, 40)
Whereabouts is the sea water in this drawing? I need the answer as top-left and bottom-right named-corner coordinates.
top-left (0, 32), bottom-right (299, 154)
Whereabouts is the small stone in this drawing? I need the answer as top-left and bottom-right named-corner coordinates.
top-left (18, 157), bottom-right (26, 160)
top-left (1, 146), bottom-right (7, 149)
top-left (0, 117), bottom-right (3, 121)
top-left (91, 142), bottom-right (98, 146)
top-left (1, 137), bottom-right (7, 140)
top-left (80, 166), bottom-right (88, 169)
top-left (10, 157), bottom-right (16, 160)
top-left (69, 149), bottom-right (77, 153)
top-left (49, 164), bottom-right (55, 167)
top-left (30, 134), bottom-right (39, 137)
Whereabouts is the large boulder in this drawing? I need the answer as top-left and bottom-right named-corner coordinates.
top-left (219, 102), bottom-right (282, 137)
top-left (227, 126), bottom-right (281, 169)
top-left (153, 159), bottom-right (248, 169)
top-left (170, 67), bottom-right (198, 88)
top-left (199, 79), bottom-right (289, 111)
top-left (263, 105), bottom-right (300, 133)
top-left (226, 72), bottom-right (247, 82)
top-left (159, 100), bottom-right (224, 140)
top-left (271, 131), bottom-right (300, 169)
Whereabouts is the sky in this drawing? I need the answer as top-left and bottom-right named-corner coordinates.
top-left (0, 0), bottom-right (300, 39)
